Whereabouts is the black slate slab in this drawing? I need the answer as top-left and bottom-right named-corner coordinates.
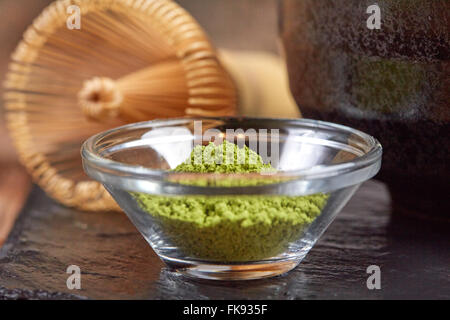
top-left (0, 180), bottom-right (449, 299)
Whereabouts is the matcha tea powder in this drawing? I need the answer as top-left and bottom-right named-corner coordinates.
top-left (174, 140), bottom-right (273, 173)
top-left (133, 141), bottom-right (328, 262)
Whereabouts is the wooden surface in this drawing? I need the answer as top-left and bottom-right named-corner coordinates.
top-left (0, 0), bottom-right (51, 248)
top-left (1, 180), bottom-right (448, 299)
top-left (0, 164), bottom-right (31, 246)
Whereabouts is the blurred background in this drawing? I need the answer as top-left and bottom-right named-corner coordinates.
top-left (0, 0), bottom-right (279, 162)
top-left (0, 0), bottom-right (292, 244)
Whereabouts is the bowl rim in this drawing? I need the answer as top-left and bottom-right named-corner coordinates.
top-left (81, 116), bottom-right (382, 184)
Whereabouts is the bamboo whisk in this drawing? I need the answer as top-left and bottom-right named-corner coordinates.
top-left (4, 0), bottom-right (236, 211)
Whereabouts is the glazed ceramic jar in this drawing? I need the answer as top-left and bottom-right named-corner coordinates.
top-left (279, 0), bottom-right (449, 219)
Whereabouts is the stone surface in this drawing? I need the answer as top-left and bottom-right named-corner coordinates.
top-left (0, 180), bottom-right (448, 299)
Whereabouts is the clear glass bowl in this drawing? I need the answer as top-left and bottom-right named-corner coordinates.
top-left (81, 117), bottom-right (382, 280)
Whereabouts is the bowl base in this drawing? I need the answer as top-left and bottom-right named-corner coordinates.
top-left (160, 255), bottom-right (301, 280)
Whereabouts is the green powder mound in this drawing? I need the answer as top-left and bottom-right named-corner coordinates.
top-left (133, 141), bottom-right (328, 262)
top-left (134, 194), bottom-right (328, 261)
top-left (169, 141), bottom-right (278, 187)
top-left (174, 140), bottom-right (274, 174)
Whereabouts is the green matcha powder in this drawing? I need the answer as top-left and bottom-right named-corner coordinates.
top-left (133, 141), bottom-right (328, 262)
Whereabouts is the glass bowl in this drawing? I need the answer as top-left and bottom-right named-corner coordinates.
top-left (81, 117), bottom-right (382, 280)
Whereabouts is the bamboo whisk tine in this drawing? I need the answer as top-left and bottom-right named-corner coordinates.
top-left (4, 0), bottom-right (237, 211)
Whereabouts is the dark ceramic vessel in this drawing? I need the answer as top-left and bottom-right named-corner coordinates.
top-left (279, 0), bottom-right (449, 220)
